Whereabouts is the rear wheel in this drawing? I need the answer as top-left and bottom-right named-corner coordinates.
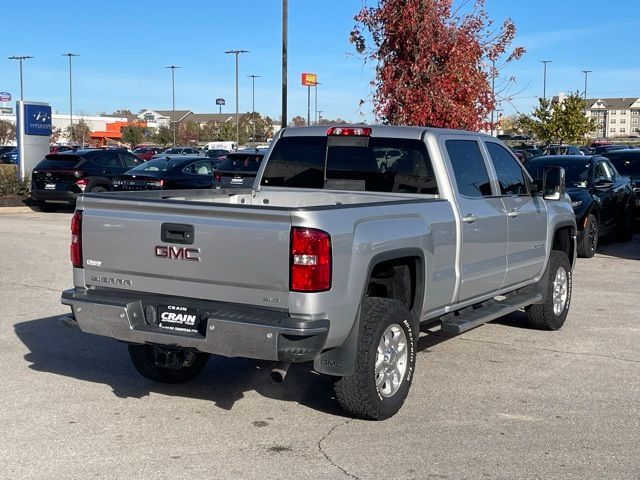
top-left (90, 185), bottom-right (108, 193)
top-left (577, 214), bottom-right (598, 258)
top-left (128, 345), bottom-right (209, 383)
top-left (333, 298), bottom-right (417, 420)
top-left (524, 251), bottom-right (572, 330)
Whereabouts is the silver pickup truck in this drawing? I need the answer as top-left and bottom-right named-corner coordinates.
top-left (61, 126), bottom-right (576, 420)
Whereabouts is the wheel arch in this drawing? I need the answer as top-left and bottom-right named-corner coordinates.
top-left (314, 248), bottom-right (425, 377)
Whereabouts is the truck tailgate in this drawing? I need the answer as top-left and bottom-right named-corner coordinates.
top-left (78, 195), bottom-right (291, 308)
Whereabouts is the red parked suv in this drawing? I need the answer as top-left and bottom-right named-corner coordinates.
top-left (132, 146), bottom-right (164, 161)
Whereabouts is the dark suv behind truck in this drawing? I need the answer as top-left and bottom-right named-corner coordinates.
top-left (31, 149), bottom-right (142, 210)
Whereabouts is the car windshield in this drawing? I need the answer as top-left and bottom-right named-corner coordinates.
top-left (608, 156), bottom-right (640, 176)
top-left (128, 158), bottom-right (182, 172)
top-left (163, 148), bottom-right (183, 154)
top-left (526, 160), bottom-right (591, 188)
top-left (218, 154), bottom-right (263, 172)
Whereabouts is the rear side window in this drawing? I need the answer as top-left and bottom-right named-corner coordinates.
top-left (261, 136), bottom-right (438, 194)
top-left (91, 152), bottom-right (121, 168)
top-left (445, 140), bottom-right (492, 197)
top-left (485, 142), bottom-right (528, 195)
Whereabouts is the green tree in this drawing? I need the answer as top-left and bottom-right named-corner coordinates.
top-left (217, 121), bottom-right (236, 141)
top-left (121, 124), bottom-right (146, 148)
top-left (65, 119), bottom-right (92, 146)
top-left (153, 126), bottom-right (173, 146)
top-left (239, 113), bottom-right (274, 144)
top-left (517, 92), bottom-right (595, 145)
top-left (0, 120), bottom-right (16, 145)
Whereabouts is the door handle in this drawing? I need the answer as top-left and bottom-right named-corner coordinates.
top-left (462, 214), bottom-right (478, 224)
top-left (507, 208), bottom-right (519, 218)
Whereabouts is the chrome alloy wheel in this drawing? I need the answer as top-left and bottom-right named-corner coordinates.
top-left (375, 323), bottom-right (408, 398)
top-left (553, 267), bottom-right (569, 315)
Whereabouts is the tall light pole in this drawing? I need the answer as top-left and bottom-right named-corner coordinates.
top-left (165, 65), bottom-right (180, 146)
top-left (8, 55), bottom-right (34, 101)
top-left (281, 0), bottom-right (288, 129)
top-left (582, 70), bottom-right (593, 101)
top-left (225, 50), bottom-right (249, 147)
top-left (490, 59), bottom-right (496, 136)
top-left (248, 74), bottom-right (261, 145)
top-left (317, 110), bottom-right (323, 124)
top-left (62, 53), bottom-right (79, 144)
top-left (540, 60), bottom-right (552, 100)
top-left (314, 81), bottom-right (322, 124)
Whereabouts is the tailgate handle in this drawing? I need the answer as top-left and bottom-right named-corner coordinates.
top-left (161, 223), bottom-right (194, 245)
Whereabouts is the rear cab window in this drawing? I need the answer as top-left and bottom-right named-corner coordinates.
top-left (261, 135), bottom-right (438, 194)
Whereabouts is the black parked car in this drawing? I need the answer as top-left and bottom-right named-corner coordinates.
top-left (0, 147), bottom-right (18, 164)
top-left (213, 150), bottom-right (266, 188)
top-left (602, 148), bottom-right (640, 214)
top-left (0, 145), bottom-right (16, 156)
top-left (31, 149), bottom-right (142, 210)
top-left (525, 155), bottom-right (635, 257)
top-left (204, 148), bottom-right (230, 161)
top-left (592, 144), bottom-right (629, 155)
top-left (111, 156), bottom-right (218, 191)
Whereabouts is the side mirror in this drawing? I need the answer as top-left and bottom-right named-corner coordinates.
top-left (542, 166), bottom-right (566, 201)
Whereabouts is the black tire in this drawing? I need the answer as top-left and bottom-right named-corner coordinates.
top-left (333, 298), bottom-right (418, 420)
top-left (90, 185), bottom-right (108, 193)
top-left (36, 201), bottom-right (59, 212)
top-left (128, 344), bottom-right (209, 383)
top-left (524, 251), bottom-right (572, 331)
top-left (616, 199), bottom-right (634, 242)
top-left (577, 214), bottom-right (598, 258)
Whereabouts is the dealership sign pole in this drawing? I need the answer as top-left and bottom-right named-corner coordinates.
top-left (301, 73), bottom-right (317, 126)
top-left (216, 98), bottom-right (225, 114)
top-left (16, 100), bottom-right (52, 179)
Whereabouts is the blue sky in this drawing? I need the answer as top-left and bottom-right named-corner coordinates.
top-left (1, 0), bottom-right (639, 122)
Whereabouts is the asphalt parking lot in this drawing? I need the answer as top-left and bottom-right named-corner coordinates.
top-left (0, 210), bottom-right (638, 480)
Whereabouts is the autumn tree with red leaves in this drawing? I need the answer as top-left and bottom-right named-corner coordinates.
top-left (350, 0), bottom-right (524, 130)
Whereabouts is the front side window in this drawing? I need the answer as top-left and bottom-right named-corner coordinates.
top-left (119, 152), bottom-right (140, 168)
top-left (183, 161), bottom-right (213, 175)
top-left (485, 142), bottom-right (528, 195)
top-left (445, 139), bottom-right (492, 197)
top-left (594, 162), bottom-right (612, 182)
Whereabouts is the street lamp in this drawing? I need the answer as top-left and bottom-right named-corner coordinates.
top-left (281, 0), bottom-right (288, 129)
top-left (8, 55), bottom-right (34, 101)
top-left (248, 74), bottom-right (261, 145)
top-left (62, 53), bottom-right (79, 144)
top-left (314, 81), bottom-right (322, 124)
top-left (165, 65), bottom-right (180, 146)
top-left (225, 49), bottom-right (249, 147)
top-left (540, 60), bottom-right (552, 100)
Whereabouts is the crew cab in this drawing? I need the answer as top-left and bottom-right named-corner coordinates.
top-left (60, 126), bottom-right (576, 420)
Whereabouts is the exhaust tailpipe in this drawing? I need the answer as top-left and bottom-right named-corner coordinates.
top-left (270, 362), bottom-right (291, 384)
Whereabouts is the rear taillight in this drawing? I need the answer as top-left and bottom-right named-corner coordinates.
top-left (70, 210), bottom-right (83, 268)
top-left (290, 227), bottom-right (331, 292)
top-left (214, 173), bottom-right (222, 182)
top-left (326, 127), bottom-right (371, 137)
top-left (73, 171), bottom-right (83, 178)
top-left (75, 178), bottom-right (89, 191)
top-left (150, 180), bottom-right (164, 187)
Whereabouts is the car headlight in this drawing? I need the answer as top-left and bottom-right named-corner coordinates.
top-left (571, 200), bottom-right (583, 208)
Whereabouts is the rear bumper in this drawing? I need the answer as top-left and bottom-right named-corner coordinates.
top-left (61, 289), bottom-right (328, 362)
top-left (31, 189), bottom-right (77, 203)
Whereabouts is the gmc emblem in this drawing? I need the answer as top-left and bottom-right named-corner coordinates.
top-left (155, 245), bottom-right (200, 262)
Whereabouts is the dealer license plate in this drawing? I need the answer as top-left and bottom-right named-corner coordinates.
top-left (45, 183), bottom-right (56, 190)
top-left (157, 305), bottom-right (200, 333)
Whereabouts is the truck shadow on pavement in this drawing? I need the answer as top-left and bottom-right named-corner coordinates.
top-left (15, 315), bottom-right (349, 417)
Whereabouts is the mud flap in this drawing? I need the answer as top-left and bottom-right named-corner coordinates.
top-left (313, 307), bottom-right (360, 377)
